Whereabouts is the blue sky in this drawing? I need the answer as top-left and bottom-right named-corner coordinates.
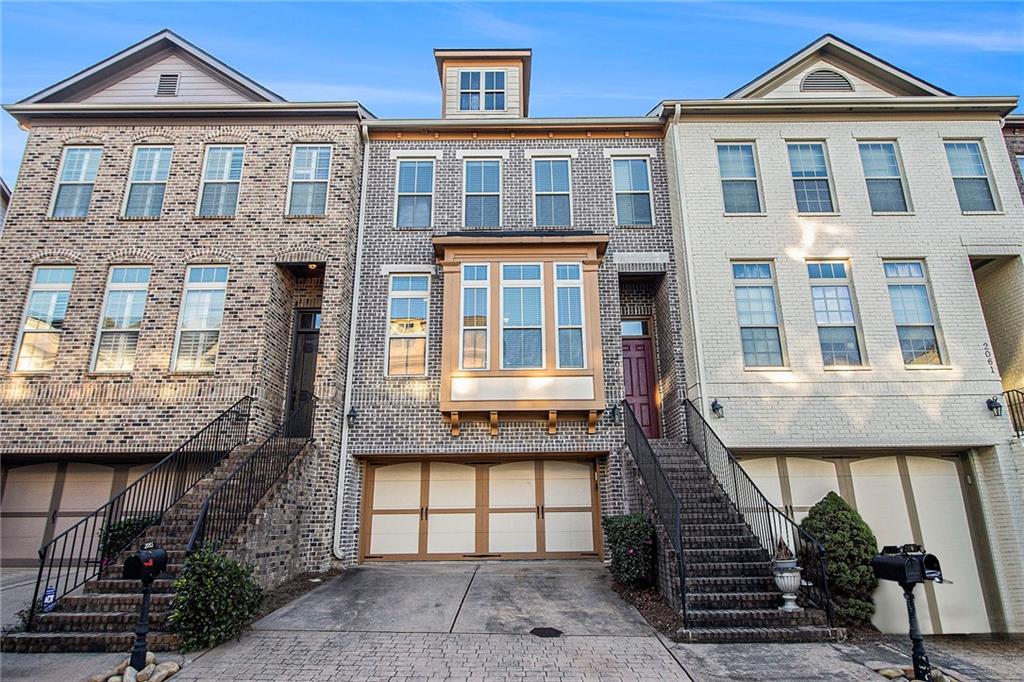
top-left (2, 2), bottom-right (1022, 185)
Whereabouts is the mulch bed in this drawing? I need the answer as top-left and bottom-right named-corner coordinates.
top-left (257, 569), bottom-right (345, 619)
top-left (611, 581), bottom-right (682, 635)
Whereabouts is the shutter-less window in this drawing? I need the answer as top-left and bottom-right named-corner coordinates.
top-left (800, 69), bottom-right (854, 92)
top-left (157, 73), bottom-right (179, 97)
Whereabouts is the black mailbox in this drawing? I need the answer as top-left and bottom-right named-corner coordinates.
top-left (871, 544), bottom-right (946, 586)
top-left (122, 547), bottom-right (168, 582)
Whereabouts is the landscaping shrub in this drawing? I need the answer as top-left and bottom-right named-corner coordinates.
top-left (603, 514), bottom-right (656, 587)
top-left (168, 547), bottom-right (263, 651)
top-left (800, 491), bottom-right (879, 625)
top-left (99, 515), bottom-right (159, 562)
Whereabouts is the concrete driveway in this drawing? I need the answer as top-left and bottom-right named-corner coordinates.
top-left (253, 561), bottom-right (650, 636)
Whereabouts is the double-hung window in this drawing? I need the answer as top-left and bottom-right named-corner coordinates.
top-left (396, 160), bottom-right (434, 228)
top-left (501, 264), bottom-right (543, 369)
top-left (14, 267), bottom-right (75, 372)
top-left (612, 157), bottom-right (653, 225)
top-left (459, 71), bottom-right (505, 111)
top-left (173, 266), bottom-right (228, 372)
top-left (717, 143), bottom-right (762, 214)
top-left (52, 147), bottom-right (102, 218)
top-left (884, 261), bottom-right (943, 365)
top-left (287, 145), bottom-right (331, 216)
top-left (464, 159), bottom-right (501, 228)
top-left (198, 146), bottom-right (244, 217)
top-left (387, 275), bottom-right (429, 376)
top-left (124, 146), bottom-right (172, 218)
top-left (534, 158), bottom-right (571, 226)
top-left (733, 262), bottom-right (785, 367)
top-left (460, 265), bottom-right (489, 370)
top-left (944, 141), bottom-right (997, 212)
top-left (787, 142), bottom-right (835, 213)
top-left (807, 261), bottom-right (863, 367)
top-left (93, 266), bottom-right (151, 372)
top-left (858, 142), bottom-right (909, 213)
top-left (555, 264), bottom-right (585, 368)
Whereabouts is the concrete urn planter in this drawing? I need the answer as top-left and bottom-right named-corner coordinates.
top-left (773, 566), bottom-right (803, 612)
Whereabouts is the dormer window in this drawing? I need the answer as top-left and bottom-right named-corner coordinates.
top-left (156, 73), bottom-right (179, 97)
top-left (459, 71), bottom-right (505, 111)
top-left (800, 69), bottom-right (853, 93)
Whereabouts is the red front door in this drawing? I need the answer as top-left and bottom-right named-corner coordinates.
top-left (622, 336), bottom-right (660, 439)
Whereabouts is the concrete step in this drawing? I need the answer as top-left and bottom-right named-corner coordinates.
top-left (685, 576), bottom-right (777, 593)
top-left (31, 611), bottom-right (169, 633)
top-left (675, 624), bottom-right (844, 644)
top-left (687, 608), bottom-right (828, 628)
top-left (0, 630), bottom-right (181, 653)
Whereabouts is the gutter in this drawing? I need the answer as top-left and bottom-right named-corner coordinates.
top-left (670, 103), bottom-right (708, 412)
top-left (331, 123), bottom-right (372, 562)
top-left (648, 96), bottom-right (1019, 118)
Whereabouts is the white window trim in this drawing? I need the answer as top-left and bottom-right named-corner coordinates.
top-left (462, 157), bottom-right (503, 228)
top-left (499, 262), bottom-right (545, 370)
top-left (856, 139), bottom-right (913, 214)
top-left (603, 147), bottom-right (658, 159)
top-left (455, 149), bottom-right (511, 159)
top-left (457, 69), bottom-right (507, 112)
top-left (12, 266), bottom-right (75, 373)
top-left (732, 260), bottom-right (788, 369)
top-left (610, 155), bottom-right (655, 227)
top-left (883, 259), bottom-right (948, 367)
top-left (458, 263), bottom-right (490, 371)
top-left (171, 265), bottom-right (229, 373)
top-left (554, 262), bottom-right (586, 369)
top-left (90, 266), bottom-right (151, 373)
top-left (196, 145), bottom-right (245, 217)
top-left (121, 145), bottom-right (173, 218)
top-left (786, 140), bottom-right (839, 215)
top-left (49, 146), bottom-right (102, 218)
top-left (285, 144), bottom-right (332, 217)
top-left (525, 149), bottom-right (578, 159)
top-left (385, 273), bottom-right (430, 377)
top-left (393, 158), bottom-right (436, 229)
top-left (806, 260), bottom-right (867, 368)
top-left (943, 139), bottom-right (1002, 214)
top-left (532, 156), bottom-right (574, 227)
top-left (388, 149), bottom-right (443, 160)
top-left (715, 141), bottom-right (765, 216)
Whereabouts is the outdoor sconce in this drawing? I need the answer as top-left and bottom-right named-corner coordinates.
top-left (986, 396), bottom-right (1004, 417)
top-left (710, 399), bottom-right (724, 419)
top-left (347, 406), bottom-right (358, 428)
top-left (608, 405), bottom-right (621, 424)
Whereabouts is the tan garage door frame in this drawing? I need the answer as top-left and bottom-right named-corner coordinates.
top-left (737, 451), bottom-right (1005, 634)
top-left (358, 455), bottom-right (604, 563)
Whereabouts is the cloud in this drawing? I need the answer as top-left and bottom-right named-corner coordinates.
top-left (271, 81), bottom-right (437, 105)
top-left (442, 4), bottom-right (545, 43)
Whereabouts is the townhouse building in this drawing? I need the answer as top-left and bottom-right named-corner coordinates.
top-left (657, 35), bottom-right (1024, 634)
top-left (1, 30), bottom-right (1021, 651)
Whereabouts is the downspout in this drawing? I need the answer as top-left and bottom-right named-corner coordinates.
top-left (671, 103), bottom-right (708, 410)
top-left (332, 123), bottom-right (371, 560)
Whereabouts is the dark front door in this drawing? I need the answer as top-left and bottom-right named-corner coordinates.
top-left (286, 310), bottom-right (320, 437)
top-left (622, 321), bottom-right (659, 439)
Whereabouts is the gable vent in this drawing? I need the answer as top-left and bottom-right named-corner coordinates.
top-left (800, 69), bottom-right (854, 93)
top-left (156, 73), bottom-right (180, 97)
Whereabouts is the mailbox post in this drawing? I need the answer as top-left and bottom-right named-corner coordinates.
top-left (871, 544), bottom-right (948, 682)
top-left (122, 545), bottom-right (168, 671)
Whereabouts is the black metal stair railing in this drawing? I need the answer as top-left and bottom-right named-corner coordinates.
top-left (621, 400), bottom-right (689, 628)
top-left (1004, 388), bottom-right (1024, 438)
top-left (25, 396), bottom-right (253, 630)
top-left (684, 399), bottom-right (834, 626)
top-left (187, 396), bottom-right (317, 553)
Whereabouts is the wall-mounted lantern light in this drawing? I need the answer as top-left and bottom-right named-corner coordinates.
top-left (711, 399), bottom-right (725, 419)
top-left (986, 396), bottom-right (1004, 417)
top-left (347, 406), bottom-right (358, 428)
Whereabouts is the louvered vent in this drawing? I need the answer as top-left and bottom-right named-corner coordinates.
top-left (156, 73), bottom-right (180, 97)
top-left (800, 69), bottom-right (854, 93)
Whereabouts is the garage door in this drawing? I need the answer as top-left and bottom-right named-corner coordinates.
top-left (738, 454), bottom-right (992, 634)
top-left (362, 459), bottom-right (601, 561)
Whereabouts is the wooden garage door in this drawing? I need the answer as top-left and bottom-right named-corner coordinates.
top-left (362, 459), bottom-right (601, 561)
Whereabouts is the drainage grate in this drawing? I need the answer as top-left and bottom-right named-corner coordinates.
top-left (530, 627), bottom-right (563, 638)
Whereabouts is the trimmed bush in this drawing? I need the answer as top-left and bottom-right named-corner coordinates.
top-left (604, 514), bottom-right (656, 587)
top-left (168, 548), bottom-right (263, 651)
top-left (99, 515), bottom-right (159, 562)
top-left (800, 491), bottom-right (879, 625)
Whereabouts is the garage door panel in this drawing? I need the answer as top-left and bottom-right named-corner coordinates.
top-left (60, 463), bottom-right (115, 512)
top-left (738, 457), bottom-right (783, 508)
top-left (427, 513), bottom-right (476, 554)
top-left (428, 463), bottom-right (476, 510)
top-left (1, 516), bottom-right (48, 561)
top-left (2, 464), bottom-right (58, 512)
top-left (489, 512), bottom-right (537, 553)
top-left (369, 514), bottom-right (421, 555)
top-left (545, 511), bottom-right (594, 552)
top-left (489, 462), bottom-right (536, 509)
top-left (543, 461), bottom-right (591, 508)
top-left (373, 463), bottom-right (422, 510)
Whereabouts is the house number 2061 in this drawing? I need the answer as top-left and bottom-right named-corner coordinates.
top-left (983, 342), bottom-right (996, 374)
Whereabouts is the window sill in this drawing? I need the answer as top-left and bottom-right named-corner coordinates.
top-left (743, 366), bottom-right (791, 372)
top-left (618, 223), bottom-right (656, 229)
top-left (871, 212), bottom-right (915, 217)
top-left (796, 212), bottom-right (840, 217)
top-left (46, 216), bottom-right (87, 222)
top-left (823, 365), bottom-right (873, 372)
top-left (85, 371), bottom-right (134, 378)
top-left (903, 364), bottom-right (954, 371)
top-left (193, 214), bottom-right (236, 220)
top-left (117, 215), bottom-right (162, 221)
top-left (8, 371), bottom-right (55, 377)
top-left (395, 225), bottom-right (435, 231)
top-left (285, 214), bottom-right (327, 220)
top-left (723, 212), bottom-right (767, 218)
top-left (168, 370), bottom-right (217, 376)
top-left (961, 211), bottom-right (1004, 216)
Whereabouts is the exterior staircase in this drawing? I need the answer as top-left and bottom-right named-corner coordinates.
top-left (2, 444), bottom-right (258, 653)
top-left (653, 440), bottom-right (842, 643)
